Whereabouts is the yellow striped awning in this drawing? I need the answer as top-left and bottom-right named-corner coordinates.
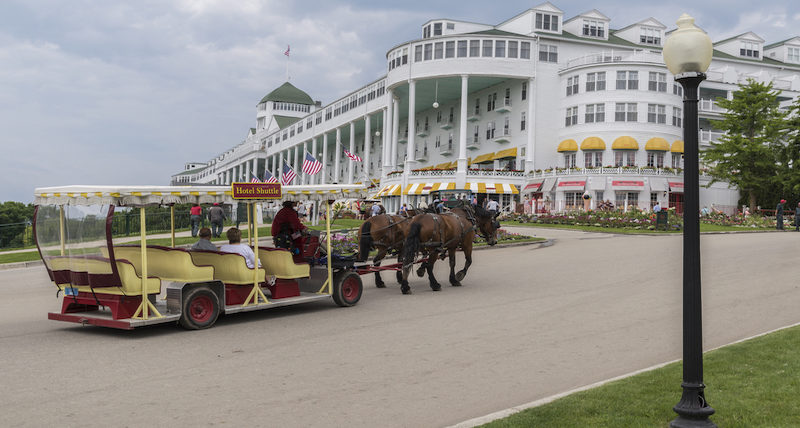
top-left (434, 162), bottom-right (452, 169)
top-left (671, 140), bottom-right (684, 153)
top-left (464, 182), bottom-right (519, 194)
top-left (645, 137), bottom-right (669, 151)
top-left (492, 147), bottom-right (518, 160)
top-left (612, 136), bottom-right (639, 150)
top-left (404, 182), bottom-right (456, 195)
top-left (557, 139), bottom-right (578, 152)
top-left (375, 184), bottom-right (402, 197)
top-left (471, 152), bottom-right (495, 164)
top-left (580, 137), bottom-right (606, 150)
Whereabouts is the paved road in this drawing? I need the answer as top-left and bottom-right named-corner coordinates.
top-left (1, 228), bottom-right (798, 427)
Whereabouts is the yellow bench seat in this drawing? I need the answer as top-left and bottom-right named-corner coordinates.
top-left (104, 245), bottom-right (215, 283)
top-left (256, 247), bottom-right (311, 279)
top-left (47, 256), bottom-right (160, 296)
top-left (187, 250), bottom-right (267, 285)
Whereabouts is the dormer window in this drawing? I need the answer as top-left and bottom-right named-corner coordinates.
top-left (423, 25), bottom-right (431, 39)
top-left (433, 22), bottom-right (442, 36)
top-left (740, 41), bottom-right (760, 58)
top-left (535, 12), bottom-right (559, 31)
top-left (640, 27), bottom-right (661, 45)
top-left (582, 19), bottom-right (605, 38)
top-left (788, 47), bottom-right (800, 63)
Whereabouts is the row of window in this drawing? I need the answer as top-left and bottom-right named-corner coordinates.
top-left (566, 71), bottom-right (679, 95)
top-left (565, 103), bottom-right (682, 126)
top-left (422, 21), bottom-right (455, 39)
top-left (563, 151), bottom-right (682, 168)
top-left (260, 82), bottom-right (387, 148)
top-left (407, 39), bottom-right (533, 65)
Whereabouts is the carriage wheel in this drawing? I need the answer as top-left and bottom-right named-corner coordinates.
top-left (180, 286), bottom-right (220, 330)
top-left (332, 271), bottom-right (363, 307)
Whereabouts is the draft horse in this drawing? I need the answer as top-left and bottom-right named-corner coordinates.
top-left (399, 203), bottom-right (500, 294)
top-left (357, 213), bottom-right (414, 288)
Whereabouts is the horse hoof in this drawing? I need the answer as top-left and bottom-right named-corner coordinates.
top-left (401, 287), bottom-right (412, 295)
top-left (375, 282), bottom-right (386, 289)
top-left (416, 268), bottom-right (425, 278)
top-left (455, 271), bottom-right (466, 281)
top-left (450, 281), bottom-right (461, 287)
top-left (430, 283), bottom-right (441, 291)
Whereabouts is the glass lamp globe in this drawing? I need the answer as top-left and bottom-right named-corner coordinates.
top-left (663, 14), bottom-right (713, 75)
top-left (432, 101), bottom-right (440, 109)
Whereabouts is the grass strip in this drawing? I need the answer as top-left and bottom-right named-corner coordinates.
top-left (481, 325), bottom-right (800, 427)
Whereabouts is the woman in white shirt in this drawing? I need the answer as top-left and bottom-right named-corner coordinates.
top-left (219, 227), bottom-right (262, 269)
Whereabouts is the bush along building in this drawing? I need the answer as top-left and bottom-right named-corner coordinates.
top-left (171, 2), bottom-right (800, 215)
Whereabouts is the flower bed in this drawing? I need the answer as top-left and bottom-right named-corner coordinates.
top-left (499, 210), bottom-right (776, 230)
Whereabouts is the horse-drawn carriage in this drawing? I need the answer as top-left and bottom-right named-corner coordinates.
top-left (34, 183), bottom-right (369, 330)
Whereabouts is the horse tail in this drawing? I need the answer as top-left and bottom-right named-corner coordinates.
top-left (357, 221), bottom-right (373, 262)
top-left (402, 222), bottom-right (421, 268)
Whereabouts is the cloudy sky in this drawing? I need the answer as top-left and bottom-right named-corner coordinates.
top-left (1, 0), bottom-right (798, 202)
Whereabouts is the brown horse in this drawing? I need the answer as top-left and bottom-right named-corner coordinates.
top-left (357, 213), bottom-right (414, 287)
top-left (399, 203), bottom-right (499, 294)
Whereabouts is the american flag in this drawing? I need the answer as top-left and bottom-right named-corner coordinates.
top-left (250, 173), bottom-right (261, 183)
top-left (344, 148), bottom-right (362, 162)
top-left (263, 169), bottom-right (279, 183)
top-left (302, 152), bottom-right (322, 175)
top-left (284, 45), bottom-right (290, 57)
top-left (281, 163), bottom-right (297, 185)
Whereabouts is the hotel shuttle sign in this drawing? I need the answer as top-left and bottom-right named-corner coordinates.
top-left (231, 182), bottom-right (282, 199)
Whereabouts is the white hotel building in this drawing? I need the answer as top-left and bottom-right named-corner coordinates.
top-left (171, 2), bottom-right (800, 214)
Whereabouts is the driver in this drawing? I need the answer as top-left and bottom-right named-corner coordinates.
top-left (271, 200), bottom-right (307, 256)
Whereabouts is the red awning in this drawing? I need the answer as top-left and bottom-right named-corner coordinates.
top-left (669, 181), bottom-right (684, 192)
top-left (523, 182), bottom-right (543, 192)
top-left (557, 180), bottom-right (586, 191)
top-left (611, 180), bottom-right (644, 187)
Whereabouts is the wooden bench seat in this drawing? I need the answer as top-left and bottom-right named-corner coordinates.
top-left (47, 256), bottom-right (161, 296)
top-left (103, 245), bottom-right (215, 283)
top-left (256, 247), bottom-right (311, 279)
top-left (187, 250), bottom-right (267, 285)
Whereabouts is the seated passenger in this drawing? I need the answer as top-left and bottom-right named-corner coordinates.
top-left (219, 227), bottom-right (262, 269)
top-left (271, 200), bottom-right (307, 255)
top-left (190, 227), bottom-right (217, 251)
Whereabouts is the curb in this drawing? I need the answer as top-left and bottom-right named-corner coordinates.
top-left (503, 224), bottom-right (782, 236)
top-left (0, 260), bottom-right (43, 271)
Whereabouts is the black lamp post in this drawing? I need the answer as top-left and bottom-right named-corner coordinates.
top-left (663, 14), bottom-right (717, 428)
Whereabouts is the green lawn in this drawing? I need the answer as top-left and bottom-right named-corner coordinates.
top-left (481, 325), bottom-right (800, 427)
top-left (501, 221), bottom-right (773, 234)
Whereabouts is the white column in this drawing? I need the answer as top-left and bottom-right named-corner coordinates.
top-left (380, 107), bottom-right (389, 177)
top-left (244, 160), bottom-right (250, 182)
top-left (384, 91), bottom-right (394, 176)
top-left (403, 80), bottom-right (416, 205)
top-left (271, 155), bottom-right (277, 179)
top-left (456, 75), bottom-right (469, 189)
top-left (348, 121), bottom-right (356, 184)
top-left (525, 77), bottom-right (536, 174)
top-left (278, 155), bottom-right (284, 183)
top-left (321, 133), bottom-right (328, 184)
top-left (252, 158), bottom-right (258, 181)
top-left (294, 144), bottom-right (301, 184)
top-left (311, 137), bottom-right (318, 185)
top-left (391, 97), bottom-right (400, 170)
top-left (364, 114), bottom-right (371, 184)
top-left (334, 127), bottom-right (342, 183)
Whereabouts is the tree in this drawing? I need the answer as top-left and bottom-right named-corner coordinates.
top-left (702, 79), bottom-right (788, 211)
top-left (0, 201), bottom-right (36, 248)
top-left (777, 97), bottom-right (800, 198)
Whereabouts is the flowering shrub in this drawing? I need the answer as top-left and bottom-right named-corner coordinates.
top-left (330, 232), bottom-right (359, 255)
top-left (499, 210), bottom-right (776, 230)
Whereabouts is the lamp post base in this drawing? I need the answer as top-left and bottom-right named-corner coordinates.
top-left (671, 382), bottom-right (716, 428)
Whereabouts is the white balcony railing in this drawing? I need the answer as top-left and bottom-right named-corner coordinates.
top-left (700, 130), bottom-right (724, 143)
top-left (699, 99), bottom-right (726, 114)
top-left (563, 49), bottom-right (664, 70)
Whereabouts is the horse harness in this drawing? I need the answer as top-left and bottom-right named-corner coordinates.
top-left (420, 211), bottom-right (477, 251)
top-left (371, 215), bottom-right (408, 252)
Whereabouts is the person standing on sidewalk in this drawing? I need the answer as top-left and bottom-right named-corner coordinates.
top-left (776, 199), bottom-right (785, 230)
top-left (190, 203), bottom-right (202, 237)
top-left (795, 202), bottom-right (800, 232)
top-left (208, 203), bottom-right (227, 238)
